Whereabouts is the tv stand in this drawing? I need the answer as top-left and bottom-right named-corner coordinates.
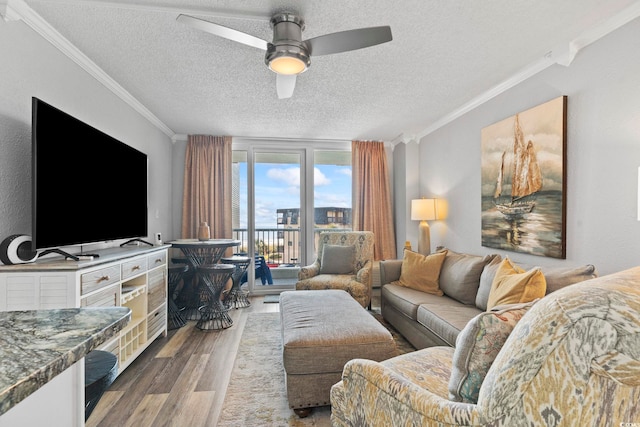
top-left (0, 245), bottom-right (169, 375)
top-left (37, 248), bottom-right (79, 261)
top-left (120, 238), bottom-right (153, 247)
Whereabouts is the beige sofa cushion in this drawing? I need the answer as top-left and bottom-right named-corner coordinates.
top-left (438, 250), bottom-right (497, 305)
top-left (416, 302), bottom-right (482, 347)
top-left (382, 283), bottom-right (444, 320)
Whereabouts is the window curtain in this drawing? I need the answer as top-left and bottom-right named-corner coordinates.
top-left (181, 135), bottom-right (232, 240)
top-left (352, 140), bottom-right (397, 260)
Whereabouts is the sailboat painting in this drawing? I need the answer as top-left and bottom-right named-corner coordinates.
top-left (481, 96), bottom-right (567, 259)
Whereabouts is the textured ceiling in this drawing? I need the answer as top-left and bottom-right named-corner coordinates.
top-left (20, 0), bottom-right (640, 141)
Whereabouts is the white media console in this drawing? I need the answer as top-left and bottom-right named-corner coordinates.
top-left (0, 244), bottom-right (169, 372)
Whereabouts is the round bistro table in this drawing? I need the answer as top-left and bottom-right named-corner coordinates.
top-left (169, 239), bottom-right (241, 320)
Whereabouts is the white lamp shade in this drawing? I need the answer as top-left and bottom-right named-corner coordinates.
top-left (411, 198), bottom-right (437, 221)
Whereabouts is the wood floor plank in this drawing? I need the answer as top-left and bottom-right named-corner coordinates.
top-left (108, 339), bottom-right (170, 392)
top-left (124, 393), bottom-right (169, 427)
top-left (189, 326), bottom-right (225, 357)
top-left (86, 294), bottom-right (333, 426)
top-left (196, 312), bottom-right (247, 392)
top-left (151, 353), bottom-right (211, 423)
top-left (170, 390), bottom-right (217, 427)
top-left (196, 312), bottom-right (249, 424)
top-left (156, 322), bottom-right (195, 358)
top-left (92, 357), bottom-right (169, 426)
top-left (86, 390), bottom-right (124, 427)
top-left (146, 326), bottom-right (210, 394)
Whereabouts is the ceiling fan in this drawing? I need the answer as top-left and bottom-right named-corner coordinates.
top-left (176, 12), bottom-right (392, 99)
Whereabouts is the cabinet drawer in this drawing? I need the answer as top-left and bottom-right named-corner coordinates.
top-left (147, 269), bottom-right (166, 313)
top-left (147, 251), bottom-right (167, 270)
top-left (122, 257), bottom-right (147, 280)
top-left (147, 306), bottom-right (166, 338)
top-left (81, 284), bottom-right (119, 307)
top-left (81, 266), bottom-right (120, 296)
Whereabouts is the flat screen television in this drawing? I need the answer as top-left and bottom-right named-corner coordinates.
top-left (32, 97), bottom-right (148, 252)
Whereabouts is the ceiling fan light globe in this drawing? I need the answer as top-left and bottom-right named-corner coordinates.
top-left (269, 55), bottom-right (307, 75)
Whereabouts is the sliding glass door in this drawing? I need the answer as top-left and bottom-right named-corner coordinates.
top-left (232, 141), bottom-right (351, 295)
top-left (252, 150), bottom-right (304, 290)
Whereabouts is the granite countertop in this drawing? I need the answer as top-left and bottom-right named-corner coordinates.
top-left (0, 307), bottom-right (131, 416)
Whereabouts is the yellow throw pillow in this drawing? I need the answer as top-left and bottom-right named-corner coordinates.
top-left (396, 250), bottom-right (447, 295)
top-left (487, 258), bottom-right (547, 310)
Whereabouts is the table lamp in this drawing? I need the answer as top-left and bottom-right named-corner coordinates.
top-left (411, 198), bottom-right (437, 255)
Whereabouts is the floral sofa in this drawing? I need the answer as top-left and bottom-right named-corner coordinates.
top-left (330, 266), bottom-right (640, 426)
top-left (380, 249), bottom-right (598, 349)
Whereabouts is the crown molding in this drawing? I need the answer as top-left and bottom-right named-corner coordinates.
top-left (7, 0), bottom-right (175, 138)
top-left (416, 56), bottom-right (553, 140)
top-left (390, 133), bottom-right (418, 147)
top-left (172, 134), bottom-right (188, 144)
top-left (416, 1), bottom-right (640, 140)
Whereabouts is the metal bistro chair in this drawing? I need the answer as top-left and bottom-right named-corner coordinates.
top-left (171, 257), bottom-right (199, 320)
top-left (167, 264), bottom-right (188, 330)
top-left (196, 264), bottom-right (235, 330)
top-left (221, 255), bottom-right (252, 309)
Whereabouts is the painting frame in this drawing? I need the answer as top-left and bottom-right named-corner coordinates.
top-left (481, 96), bottom-right (567, 259)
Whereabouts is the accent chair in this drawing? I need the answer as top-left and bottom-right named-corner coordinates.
top-left (295, 231), bottom-right (374, 308)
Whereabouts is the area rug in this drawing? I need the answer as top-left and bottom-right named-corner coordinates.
top-left (217, 311), bottom-right (415, 426)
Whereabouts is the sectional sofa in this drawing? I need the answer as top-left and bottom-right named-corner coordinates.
top-left (379, 249), bottom-right (598, 349)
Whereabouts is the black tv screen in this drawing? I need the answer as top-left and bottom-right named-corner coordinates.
top-left (32, 97), bottom-right (148, 250)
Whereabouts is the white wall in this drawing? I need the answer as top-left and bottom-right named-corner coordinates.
top-left (415, 16), bottom-right (640, 275)
top-left (393, 140), bottom-right (421, 251)
top-left (0, 17), bottom-right (174, 255)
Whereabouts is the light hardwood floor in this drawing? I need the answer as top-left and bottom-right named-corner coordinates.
top-left (86, 295), bottom-right (280, 427)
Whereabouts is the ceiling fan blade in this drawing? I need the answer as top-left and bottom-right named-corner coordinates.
top-left (177, 14), bottom-right (269, 51)
top-left (305, 26), bottom-right (392, 56)
top-left (276, 74), bottom-right (297, 99)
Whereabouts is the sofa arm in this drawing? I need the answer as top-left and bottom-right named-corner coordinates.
top-left (379, 259), bottom-right (403, 285)
top-left (340, 358), bottom-right (482, 425)
top-left (298, 260), bottom-right (320, 280)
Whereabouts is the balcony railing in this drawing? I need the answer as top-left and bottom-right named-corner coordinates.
top-left (232, 227), bottom-right (351, 266)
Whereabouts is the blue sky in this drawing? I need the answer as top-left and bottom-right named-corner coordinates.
top-left (240, 163), bottom-right (351, 228)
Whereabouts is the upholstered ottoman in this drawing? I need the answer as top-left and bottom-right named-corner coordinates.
top-left (279, 289), bottom-right (397, 417)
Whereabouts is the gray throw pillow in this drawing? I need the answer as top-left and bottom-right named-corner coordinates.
top-left (541, 265), bottom-right (598, 293)
top-left (438, 251), bottom-right (498, 305)
top-left (320, 245), bottom-right (355, 274)
top-left (475, 255), bottom-right (503, 311)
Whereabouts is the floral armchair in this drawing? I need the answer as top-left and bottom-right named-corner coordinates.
top-left (331, 266), bottom-right (640, 426)
top-left (296, 231), bottom-right (374, 308)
